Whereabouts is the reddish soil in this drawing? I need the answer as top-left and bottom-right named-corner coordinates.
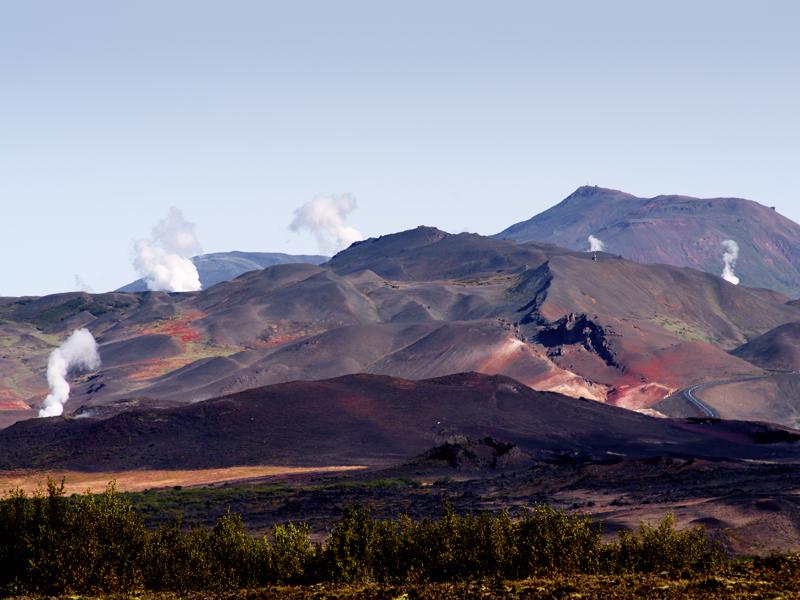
top-left (0, 391), bottom-right (28, 411)
top-left (129, 358), bottom-right (203, 381)
top-left (138, 310), bottom-right (206, 347)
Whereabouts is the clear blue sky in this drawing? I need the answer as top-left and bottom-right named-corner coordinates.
top-left (1, 1), bottom-right (798, 296)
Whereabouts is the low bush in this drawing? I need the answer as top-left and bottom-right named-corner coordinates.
top-left (609, 513), bottom-right (721, 574)
top-left (0, 480), bottom-right (145, 595)
top-left (0, 481), bottom-right (723, 594)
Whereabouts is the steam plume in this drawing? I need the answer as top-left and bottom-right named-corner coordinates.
top-left (73, 274), bottom-right (93, 293)
top-left (290, 195), bottom-right (363, 254)
top-left (133, 207), bottom-right (202, 292)
top-left (721, 239), bottom-right (740, 285)
top-left (588, 235), bottom-right (605, 252)
top-left (38, 329), bottom-right (101, 418)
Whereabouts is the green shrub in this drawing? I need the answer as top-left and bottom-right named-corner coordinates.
top-left (608, 513), bottom-right (722, 574)
top-left (209, 512), bottom-right (261, 588)
top-left (0, 487), bottom-right (36, 595)
top-left (513, 505), bottom-right (601, 576)
top-left (321, 506), bottom-right (393, 582)
top-left (263, 522), bottom-right (315, 584)
top-left (0, 480), bottom-right (146, 595)
top-left (0, 483), bottom-right (726, 593)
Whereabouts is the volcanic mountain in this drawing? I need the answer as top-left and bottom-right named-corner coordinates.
top-left (117, 251), bottom-right (327, 291)
top-left (1, 372), bottom-right (798, 471)
top-left (2, 225), bottom-right (799, 428)
top-left (497, 186), bottom-right (800, 296)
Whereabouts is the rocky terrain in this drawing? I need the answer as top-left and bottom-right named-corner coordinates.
top-left (2, 226), bottom-right (800, 428)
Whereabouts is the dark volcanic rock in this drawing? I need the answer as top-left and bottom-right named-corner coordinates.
top-left (416, 436), bottom-right (533, 470)
top-left (536, 313), bottom-right (620, 368)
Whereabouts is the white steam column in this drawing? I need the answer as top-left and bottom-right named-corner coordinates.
top-left (721, 239), bottom-right (740, 285)
top-left (290, 194), bottom-right (364, 254)
top-left (38, 328), bottom-right (101, 418)
top-left (133, 207), bottom-right (203, 292)
top-left (588, 235), bottom-right (605, 253)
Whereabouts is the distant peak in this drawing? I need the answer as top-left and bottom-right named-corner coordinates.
top-left (326, 225), bottom-right (451, 269)
top-left (567, 185), bottom-right (636, 200)
top-left (412, 225), bottom-right (451, 236)
top-left (349, 226), bottom-right (449, 247)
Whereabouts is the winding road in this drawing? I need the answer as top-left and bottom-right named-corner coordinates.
top-left (681, 384), bottom-right (720, 418)
top-left (678, 374), bottom-right (782, 420)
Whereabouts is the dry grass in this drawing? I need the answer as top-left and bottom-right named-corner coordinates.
top-left (0, 465), bottom-right (367, 495)
top-left (650, 314), bottom-right (716, 344)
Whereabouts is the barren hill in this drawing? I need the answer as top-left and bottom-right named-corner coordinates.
top-left (732, 322), bottom-right (800, 372)
top-left (1, 373), bottom-right (798, 471)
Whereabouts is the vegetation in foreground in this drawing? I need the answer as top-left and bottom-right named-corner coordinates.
top-left (97, 563), bottom-right (800, 600)
top-left (1, 480), bottom-right (792, 597)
